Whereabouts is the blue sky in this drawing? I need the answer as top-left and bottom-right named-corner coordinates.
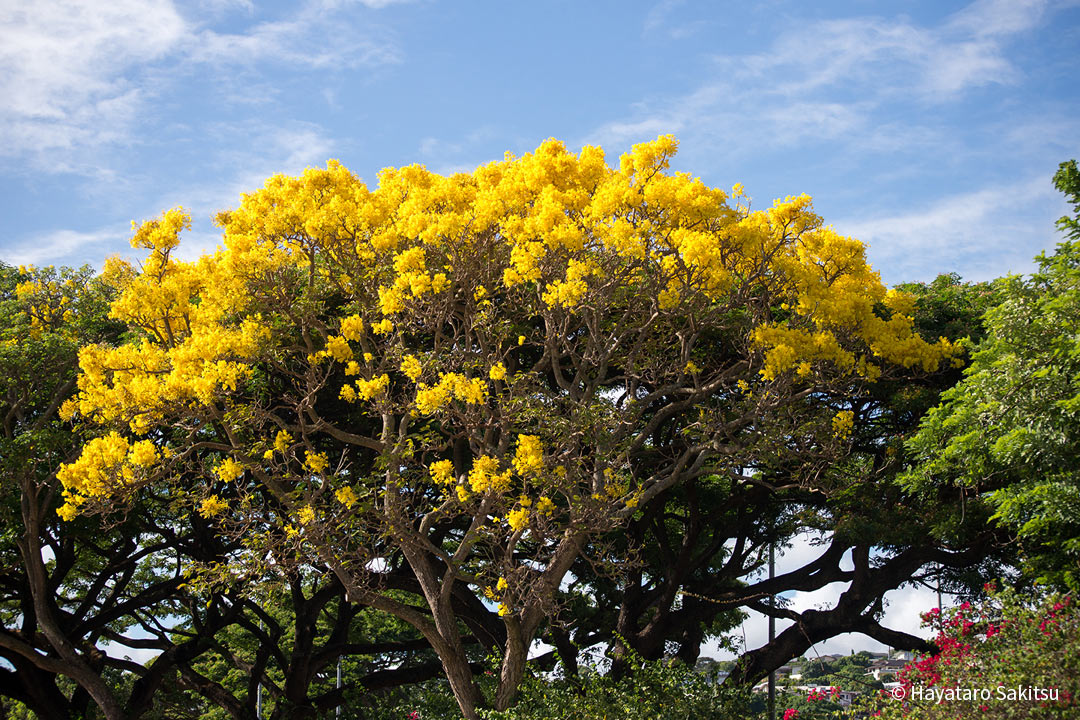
top-left (2, 0), bottom-right (1078, 283)
top-left (2, 0), bottom-right (1079, 660)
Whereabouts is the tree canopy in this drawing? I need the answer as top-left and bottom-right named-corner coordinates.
top-left (904, 160), bottom-right (1080, 591)
top-left (54, 135), bottom-right (962, 718)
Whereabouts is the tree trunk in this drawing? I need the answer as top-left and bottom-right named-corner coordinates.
top-left (495, 621), bottom-right (528, 711)
top-left (18, 480), bottom-right (125, 720)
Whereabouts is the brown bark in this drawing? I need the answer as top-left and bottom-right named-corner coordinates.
top-left (18, 479), bottom-right (125, 720)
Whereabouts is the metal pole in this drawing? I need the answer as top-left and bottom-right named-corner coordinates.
top-left (937, 563), bottom-right (944, 633)
top-left (336, 656), bottom-right (342, 719)
top-left (768, 542), bottom-right (775, 720)
top-left (256, 620), bottom-right (263, 718)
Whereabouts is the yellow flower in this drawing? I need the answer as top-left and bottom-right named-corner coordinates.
top-left (429, 459), bottom-right (455, 484)
top-left (354, 374), bottom-right (389, 400)
top-left (199, 495), bottom-right (227, 519)
top-left (507, 507), bottom-right (529, 531)
top-left (273, 430), bottom-right (293, 453)
top-left (832, 410), bottom-right (854, 438)
top-left (513, 435), bottom-right (543, 476)
top-left (469, 455), bottom-right (509, 494)
top-left (517, 335), bottom-right (525, 346)
top-left (298, 505), bottom-right (316, 525)
top-left (335, 486), bottom-right (358, 508)
top-left (498, 602), bottom-right (511, 617)
top-left (536, 496), bottom-right (555, 516)
top-left (305, 451), bottom-right (330, 474)
top-left (215, 457), bottom-right (243, 482)
top-left (127, 440), bottom-right (159, 467)
top-left (324, 335), bottom-right (353, 362)
top-left (496, 577), bottom-right (508, 591)
top-left (400, 355), bottom-right (422, 381)
top-left (339, 314), bottom-right (364, 341)
top-left (489, 362), bottom-right (507, 381)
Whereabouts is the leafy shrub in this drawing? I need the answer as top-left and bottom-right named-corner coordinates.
top-left (857, 585), bottom-right (1079, 719)
top-left (480, 654), bottom-right (750, 720)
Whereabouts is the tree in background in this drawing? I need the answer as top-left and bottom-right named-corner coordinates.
top-left (0, 265), bottom-right (270, 720)
top-left (55, 136), bottom-right (958, 718)
top-left (554, 271), bottom-right (1007, 687)
top-left (904, 160), bottom-right (1080, 591)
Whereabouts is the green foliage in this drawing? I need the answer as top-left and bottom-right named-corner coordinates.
top-left (903, 161), bottom-right (1080, 590)
top-left (480, 654), bottom-right (751, 720)
top-left (1054, 160), bottom-right (1080, 241)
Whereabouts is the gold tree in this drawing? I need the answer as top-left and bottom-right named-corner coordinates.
top-left (56, 136), bottom-right (956, 718)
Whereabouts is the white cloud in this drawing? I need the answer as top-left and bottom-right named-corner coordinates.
top-left (0, 0), bottom-right (187, 164)
top-left (0, 1), bottom-right (398, 172)
top-left (946, 0), bottom-right (1047, 38)
top-left (730, 8), bottom-right (1032, 102)
top-left (189, 9), bottom-right (401, 69)
top-left (585, 0), bottom-right (1052, 156)
top-left (2, 227), bottom-right (121, 266)
top-left (351, 0), bottom-right (415, 7)
top-left (837, 176), bottom-right (1061, 282)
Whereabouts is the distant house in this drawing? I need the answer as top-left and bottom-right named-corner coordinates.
top-left (865, 658), bottom-right (909, 680)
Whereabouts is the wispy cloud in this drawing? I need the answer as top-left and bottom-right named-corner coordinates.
top-left (189, 6), bottom-right (401, 69)
top-left (0, 1), bottom-right (399, 173)
top-left (586, 0), bottom-right (1051, 155)
top-left (0, 0), bottom-right (187, 168)
top-left (731, 1), bottom-right (1046, 100)
top-left (837, 176), bottom-right (1062, 282)
top-left (3, 226), bottom-right (122, 266)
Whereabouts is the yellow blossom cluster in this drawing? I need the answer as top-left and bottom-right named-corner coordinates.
top-left (335, 486), bottom-right (359, 508)
top-left (400, 355), bottom-right (423, 381)
top-left (305, 451), bottom-right (330, 474)
top-left (54, 133), bottom-right (958, 525)
top-left (415, 372), bottom-right (487, 415)
top-left (340, 373), bottom-right (390, 403)
top-left (429, 459), bottom-right (455, 484)
top-left (55, 433), bottom-right (160, 519)
top-left (512, 435), bottom-right (544, 476)
top-left (483, 576), bottom-right (511, 618)
top-left (215, 458), bottom-right (244, 482)
top-left (832, 410), bottom-right (855, 438)
top-left (506, 506), bottom-right (530, 532)
top-left (199, 495), bottom-right (228, 519)
top-left (378, 246), bottom-right (451, 314)
top-left (468, 455), bottom-right (511, 495)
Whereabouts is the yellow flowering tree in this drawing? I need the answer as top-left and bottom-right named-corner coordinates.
top-left (56, 136), bottom-right (957, 718)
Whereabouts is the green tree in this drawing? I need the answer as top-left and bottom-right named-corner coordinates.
top-left (0, 263), bottom-right (256, 719)
top-left (904, 160), bottom-right (1080, 591)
